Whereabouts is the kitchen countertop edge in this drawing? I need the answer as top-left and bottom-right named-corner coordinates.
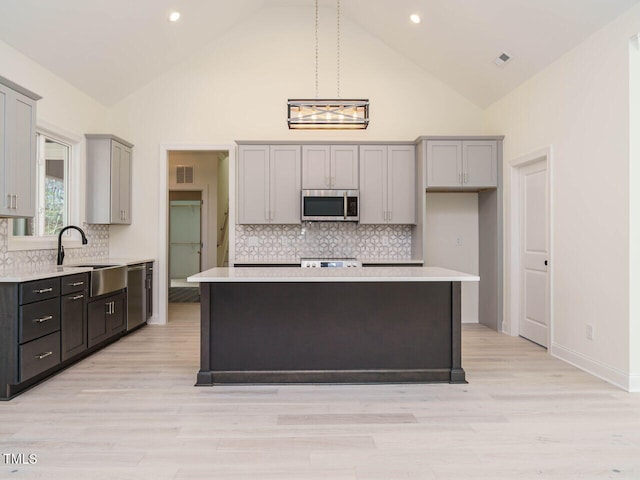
top-left (0, 257), bottom-right (155, 283)
top-left (188, 266), bottom-right (479, 283)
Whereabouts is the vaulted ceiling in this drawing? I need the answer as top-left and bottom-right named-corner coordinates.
top-left (0, 0), bottom-right (638, 107)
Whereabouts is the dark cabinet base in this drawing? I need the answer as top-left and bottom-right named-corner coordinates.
top-left (197, 281), bottom-right (465, 386)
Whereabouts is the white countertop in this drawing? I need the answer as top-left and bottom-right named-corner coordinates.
top-left (188, 266), bottom-right (479, 283)
top-left (0, 257), bottom-right (155, 283)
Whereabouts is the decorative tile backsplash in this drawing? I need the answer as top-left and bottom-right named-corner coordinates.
top-left (0, 219), bottom-right (109, 269)
top-left (235, 223), bottom-right (412, 262)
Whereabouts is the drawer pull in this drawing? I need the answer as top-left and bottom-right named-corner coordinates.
top-left (69, 281), bottom-right (85, 287)
top-left (32, 315), bottom-right (53, 324)
top-left (33, 287), bottom-right (53, 294)
top-left (35, 351), bottom-right (53, 360)
top-left (70, 294), bottom-right (84, 301)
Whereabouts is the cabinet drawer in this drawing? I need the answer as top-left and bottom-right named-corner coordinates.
top-left (19, 298), bottom-right (61, 344)
top-left (20, 332), bottom-right (61, 382)
top-left (62, 272), bottom-right (89, 295)
top-left (20, 278), bottom-right (60, 305)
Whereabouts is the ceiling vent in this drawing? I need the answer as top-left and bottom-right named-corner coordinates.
top-left (494, 52), bottom-right (512, 66)
top-left (176, 165), bottom-right (194, 184)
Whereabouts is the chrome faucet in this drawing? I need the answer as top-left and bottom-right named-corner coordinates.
top-left (57, 225), bottom-right (88, 265)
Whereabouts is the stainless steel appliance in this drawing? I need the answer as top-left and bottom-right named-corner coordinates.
top-left (73, 264), bottom-right (127, 297)
top-left (126, 264), bottom-right (146, 331)
top-left (301, 189), bottom-right (359, 222)
top-left (300, 258), bottom-right (361, 268)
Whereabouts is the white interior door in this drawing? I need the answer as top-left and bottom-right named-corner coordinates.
top-left (519, 160), bottom-right (549, 347)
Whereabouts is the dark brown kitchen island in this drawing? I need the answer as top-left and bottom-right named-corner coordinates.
top-left (188, 266), bottom-right (479, 385)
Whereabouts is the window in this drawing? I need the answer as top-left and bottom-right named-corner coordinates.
top-left (13, 134), bottom-right (70, 237)
top-left (8, 124), bottom-right (81, 251)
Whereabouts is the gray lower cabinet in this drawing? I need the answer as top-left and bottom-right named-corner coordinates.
top-left (88, 291), bottom-right (126, 348)
top-left (0, 271), bottom-right (122, 400)
top-left (145, 262), bottom-right (153, 320)
top-left (61, 273), bottom-right (89, 361)
top-left (0, 276), bottom-right (62, 399)
top-left (0, 75), bottom-right (40, 218)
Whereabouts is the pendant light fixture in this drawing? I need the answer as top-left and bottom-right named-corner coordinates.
top-left (288, 0), bottom-right (369, 130)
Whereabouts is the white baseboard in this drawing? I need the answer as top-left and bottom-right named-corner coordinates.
top-left (551, 343), bottom-right (632, 392)
top-left (629, 374), bottom-right (640, 393)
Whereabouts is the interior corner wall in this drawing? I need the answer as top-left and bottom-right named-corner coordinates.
top-left (0, 40), bottom-right (109, 137)
top-left (425, 193), bottom-right (479, 323)
top-left (0, 39), bottom-right (111, 269)
top-left (484, 4), bottom-right (640, 390)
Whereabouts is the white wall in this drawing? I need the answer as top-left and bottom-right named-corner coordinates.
top-left (106, 4), bottom-right (485, 317)
top-left (484, 4), bottom-right (640, 390)
top-left (425, 193), bottom-right (479, 323)
top-left (0, 40), bottom-right (110, 265)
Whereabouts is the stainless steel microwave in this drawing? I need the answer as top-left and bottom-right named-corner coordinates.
top-left (301, 189), bottom-right (359, 222)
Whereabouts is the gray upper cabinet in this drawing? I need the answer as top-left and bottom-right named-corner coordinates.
top-left (426, 140), bottom-right (497, 189)
top-left (86, 134), bottom-right (133, 224)
top-left (238, 145), bottom-right (301, 224)
top-left (0, 76), bottom-right (40, 218)
top-left (302, 145), bottom-right (358, 189)
top-left (359, 145), bottom-right (416, 225)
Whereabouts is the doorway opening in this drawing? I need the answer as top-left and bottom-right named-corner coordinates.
top-left (159, 147), bottom-right (232, 318)
top-left (508, 148), bottom-right (552, 348)
top-left (169, 190), bottom-right (203, 303)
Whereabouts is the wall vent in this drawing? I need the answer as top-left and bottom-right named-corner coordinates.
top-left (176, 165), bottom-right (194, 184)
top-left (494, 52), bottom-right (512, 66)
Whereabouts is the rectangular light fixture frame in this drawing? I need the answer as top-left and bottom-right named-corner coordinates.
top-left (287, 99), bottom-right (369, 129)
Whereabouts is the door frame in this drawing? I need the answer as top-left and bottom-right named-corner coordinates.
top-left (506, 146), bottom-right (553, 345)
top-left (157, 144), bottom-right (235, 325)
top-left (168, 186), bottom-right (208, 279)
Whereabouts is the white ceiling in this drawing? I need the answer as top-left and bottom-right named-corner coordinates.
top-left (0, 0), bottom-right (638, 107)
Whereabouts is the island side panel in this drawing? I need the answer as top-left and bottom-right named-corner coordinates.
top-left (196, 284), bottom-right (213, 386)
top-left (450, 282), bottom-right (466, 383)
top-left (198, 281), bottom-right (461, 384)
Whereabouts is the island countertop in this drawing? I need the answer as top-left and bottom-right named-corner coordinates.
top-left (188, 266), bottom-right (479, 283)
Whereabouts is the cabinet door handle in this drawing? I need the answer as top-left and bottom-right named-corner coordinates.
top-left (464, 172), bottom-right (468, 183)
top-left (32, 315), bottom-right (53, 324)
top-left (388, 211), bottom-right (392, 222)
top-left (6, 194), bottom-right (10, 209)
top-left (33, 288), bottom-right (53, 294)
top-left (69, 281), bottom-right (85, 287)
top-left (35, 351), bottom-right (53, 360)
top-left (14, 195), bottom-right (18, 209)
top-left (70, 294), bottom-right (84, 301)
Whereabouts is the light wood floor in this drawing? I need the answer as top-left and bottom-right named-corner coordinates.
top-left (1, 303), bottom-right (639, 479)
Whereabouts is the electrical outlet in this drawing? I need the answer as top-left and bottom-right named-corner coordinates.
top-left (246, 236), bottom-right (260, 247)
top-left (280, 236), bottom-right (289, 246)
top-left (586, 324), bottom-right (594, 340)
top-left (382, 237), bottom-right (389, 246)
top-left (455, 236), bottom-right (462, 246)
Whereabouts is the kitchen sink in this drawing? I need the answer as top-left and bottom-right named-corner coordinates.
top-left (73, 264), bottom-right (127, 297)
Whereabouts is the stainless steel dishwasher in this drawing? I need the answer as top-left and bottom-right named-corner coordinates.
top-left (127, 264), bottom-right (146, 331)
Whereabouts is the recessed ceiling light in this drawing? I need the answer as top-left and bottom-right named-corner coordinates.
top-left (169, 11), bottom-right (181, 22)
top-left (410, 14), bottom-right (421, 24)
